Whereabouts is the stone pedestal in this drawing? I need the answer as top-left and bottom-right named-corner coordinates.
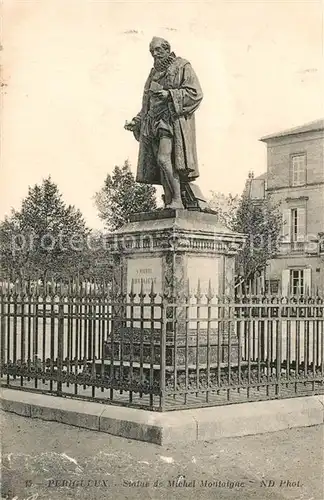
top-left (107, 209), bottom-right (245, 366)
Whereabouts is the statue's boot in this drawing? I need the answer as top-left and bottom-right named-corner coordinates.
top-left (166, 198), bottom-right (184, 210)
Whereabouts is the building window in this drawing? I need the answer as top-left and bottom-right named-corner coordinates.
top-left (291, 208), bottom-right (298, 241)
top-left (282, 207), bottom-right (306, 245)
top-left (290, 207), bottom-right (306, 241)
top-left (290, 269), bottom-right (304, 295)
top-left (282, 268), bottom-right (311, 295)
top-left (291, 154), bottom-right (306, 186)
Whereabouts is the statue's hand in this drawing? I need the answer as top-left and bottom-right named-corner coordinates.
top-left (124, 119), bottom-right (136, 131)
top-left (154, 90), bottom-right (169, 100)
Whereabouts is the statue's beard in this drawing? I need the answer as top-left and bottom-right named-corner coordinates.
top-left (153, 52), bottom-right (176, 71)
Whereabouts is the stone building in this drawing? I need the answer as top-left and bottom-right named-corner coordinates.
top-left (252, 119), bottom-right (324, 294)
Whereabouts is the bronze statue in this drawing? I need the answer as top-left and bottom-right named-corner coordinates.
top-left (125, 37), bottom-right (204, 209)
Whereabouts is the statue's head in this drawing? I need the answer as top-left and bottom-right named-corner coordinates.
top-left (149, 37), bottom-right (171, 62)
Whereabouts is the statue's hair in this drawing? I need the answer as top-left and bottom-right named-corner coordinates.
top-left (149, 37), bottom-right (171, 52)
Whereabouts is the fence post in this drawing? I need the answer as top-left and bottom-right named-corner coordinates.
top-left (160, 295), bottom-right (167, 411)
top-left (0, 287), bottom-right (6, 377)
top-left (57, 302), bottom-right (64, 395)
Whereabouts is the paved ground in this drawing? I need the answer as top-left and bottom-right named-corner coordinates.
top-left (1, 411), bottom-right (323, 500)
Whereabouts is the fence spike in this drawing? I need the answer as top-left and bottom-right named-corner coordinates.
top-left (236, 279), bottom-right (243, 300)
top-left (194, 279), bottom-right (202, 301)
top-left (256, 283), bottom-right (263, 302)
top-left (46, 276), bottom-right (51, 295)
top-left (149, 279), bottom-right (157, 302)
top-left (129, 278), bottom-right (136, 300)
top-left (74, 278), bottom-right (79, 297)
top-left (206, 279), bottom-right (214, 301)
top-left (139, 279), bottom-right (145, 301)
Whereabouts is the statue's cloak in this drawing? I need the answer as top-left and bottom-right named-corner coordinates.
top-left (133, 57), bottom-right (203, 185)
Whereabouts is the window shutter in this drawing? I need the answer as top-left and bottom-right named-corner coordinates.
top-left (301, 156), bottom-right (306, 184)
top-left (281, 269), bottom-right (290, 296)
top-left (291, 154), bottom-right (306, 186)
top-left (304, 268), bottom-right (311, 294)
top-left (297, 207), bottom-right (306, 241)
top-left (281, 209), bottom-right (291, 241)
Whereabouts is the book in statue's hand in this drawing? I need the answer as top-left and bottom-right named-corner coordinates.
top-left (149, 81), bottom-right (163, 93)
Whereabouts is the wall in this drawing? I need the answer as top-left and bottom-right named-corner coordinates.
top-left (269, 184), bottom-right (324, 237)
top-left (263, 129), bottom-right (324, 292)
top-left (265, 130), bottom-right (324, 190)
top-left (267, 255), bottom-right (323, 293)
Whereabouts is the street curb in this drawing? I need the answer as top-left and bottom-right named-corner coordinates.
top-left (1, 388), bottom-right (323, 445)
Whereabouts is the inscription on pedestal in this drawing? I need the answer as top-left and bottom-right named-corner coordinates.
top-left (127, 257), bottom-right (162, 296)
top-left (126, 257), bottom-right (163, 328)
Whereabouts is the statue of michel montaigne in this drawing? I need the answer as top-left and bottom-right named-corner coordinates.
top-left (125, 37), bottom-right (204, 210)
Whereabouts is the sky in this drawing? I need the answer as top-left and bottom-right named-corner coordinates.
top-left (1, 0), bottom-right (323, 229)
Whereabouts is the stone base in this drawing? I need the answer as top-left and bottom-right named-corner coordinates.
top-left (106, 210), bottom-right (245, 369)
top-left (105, 343), bottom-right (239, 366)
top-left (2, 388), bottom-right (323, 445)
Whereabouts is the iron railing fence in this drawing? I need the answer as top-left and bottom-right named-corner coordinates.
top-left (0, 280), bottom-right (323, 411)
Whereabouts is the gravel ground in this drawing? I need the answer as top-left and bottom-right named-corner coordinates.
top-left (1, 411), bottom-right (323, 500)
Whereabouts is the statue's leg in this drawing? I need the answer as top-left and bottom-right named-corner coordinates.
top-left (151, 136), bottom-right (172, 207)
top-left (160, 170), bottom-right (172, 206)
top-left (157, 135), bottom-right (184, 209)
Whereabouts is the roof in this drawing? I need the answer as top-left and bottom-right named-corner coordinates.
top-left (254, 172), bottom-right (267, 181)
top-left (260, 119), bottom-right (324, 142)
